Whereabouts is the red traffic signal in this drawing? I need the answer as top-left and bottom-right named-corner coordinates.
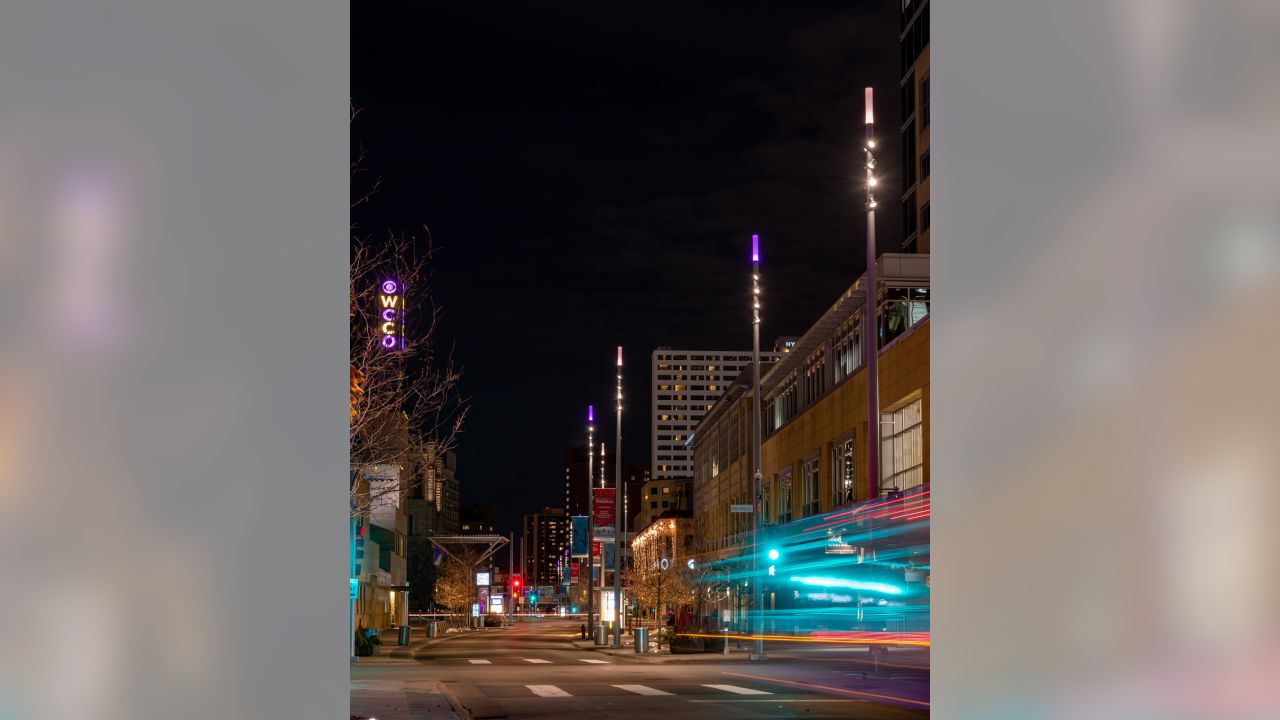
top-left (513, 577), bottom-right (521, 589)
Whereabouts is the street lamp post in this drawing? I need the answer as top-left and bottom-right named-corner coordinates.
top-left (598, 440), bottom-right (606, 642)
top-left (586, 405), bottom-right (595, 634)
top-left (750, 233), bottom-right (767, 662)
top-left (612, 346), bottom-right (624, 648)
top-left (863, 87), bottom-right (881, 501)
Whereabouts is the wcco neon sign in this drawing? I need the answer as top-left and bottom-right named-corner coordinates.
top-left (377, 280), bottom-right (405, 351)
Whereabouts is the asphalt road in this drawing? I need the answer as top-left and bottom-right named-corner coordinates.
top-left (352, 619), bottom-right (929, 719)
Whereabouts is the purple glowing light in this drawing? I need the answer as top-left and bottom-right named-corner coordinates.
top-left (588, 405), bottom-right (594, 423)
top-left (381, 308), bottom-right (396, 321)
top-left (752, 234), bottom-right (760, 263)
top-left (380, 335), bottom-right (396, 349)
top-left (381, 280), bottom-right (398, 294)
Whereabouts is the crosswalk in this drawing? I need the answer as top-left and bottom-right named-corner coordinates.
top-left (519, 682), bottom-right (772, 698)
top-left (444, 656), bottom-right (612, 665)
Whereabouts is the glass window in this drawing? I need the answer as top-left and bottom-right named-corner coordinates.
top-left (832, 438), bottom-right (856, 506)
top-left (920, 74), bottom-right (930, 128)
top-left (880, 398), bottom-right (925, 492)
top-left (777, 472), bottom-right (793, 525)
top-left (802, 458), bottom-right (821, 517)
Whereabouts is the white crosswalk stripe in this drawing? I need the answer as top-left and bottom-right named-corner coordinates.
top-left (613, 684), bottom-right (672, 696)
top-left (467, 659), bottom-right (491, 664)
top-left (522, 658), bottom-right (553, 664)
top-left (702, 684), bottom-right (772, 695)
top-left (526, 684), bottom-right (572, 697)
top-left (579, 658), bottom-right (610, 664)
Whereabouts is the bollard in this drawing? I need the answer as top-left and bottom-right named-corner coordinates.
top-left (723, 627), bottom-right (729, 656)
top-left (398, 625), bottom-right (410, 646)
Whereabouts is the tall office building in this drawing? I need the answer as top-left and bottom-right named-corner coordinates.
top-left (521, 507), bottom-right (567, 589)
top-left (651, 349), bottom-right (784, 481)
top-left (900, 0), bottom-right (930, 253)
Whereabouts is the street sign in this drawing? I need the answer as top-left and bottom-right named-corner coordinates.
top-left (730, 504), bottom-right (753, 513)
top-left (349, 578), bottom-right (359, 601)
top-left (471, 603), bottom-right (480, 617)
top-left (592, 488), bottom-right (616, 541)
top-left (475, 571), bottom-right (490, 586)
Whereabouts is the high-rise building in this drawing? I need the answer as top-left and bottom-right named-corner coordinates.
top-left (651, 349), bottom-right (784, 481)
top-left (900, 0), bottom-right (930, 253)
top-left (521, 507), bottom-right (567, 590)
top-left (405, 445), bottom-right (460, 612)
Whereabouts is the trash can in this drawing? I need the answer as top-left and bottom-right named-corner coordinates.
top-left (634, 627), bottom-right (648, 653)
top-left (595, 625), bottom-right (608, 645)
top-left (397, 625), bottom-right (410, 646)
top-left (427, 622), bottom-right (439, 639)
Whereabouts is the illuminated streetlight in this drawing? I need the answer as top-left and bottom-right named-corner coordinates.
top-left (750, 234), bottom-right (766, 662)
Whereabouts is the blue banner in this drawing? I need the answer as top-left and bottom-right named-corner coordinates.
top-left (571, 515), bottom-right (589, 557)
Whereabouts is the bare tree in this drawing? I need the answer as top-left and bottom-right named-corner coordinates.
top-left (350, 106), bottom-right (467, 516)
top-left (434, 549), bottom-right (483, 624)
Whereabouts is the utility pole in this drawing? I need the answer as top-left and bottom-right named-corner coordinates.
top-left (750, 233), bottom-right (766, 662)
top-left (863, 87), bottom-right (881, 501)
top-left (612, 346), bottom-right (624, 648)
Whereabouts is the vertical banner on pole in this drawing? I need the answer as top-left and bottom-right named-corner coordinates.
top-left (571, 516), bottom-right (589, 557)
top-left (603, 541), bottom-right (617, 571)
top-left (592, 488), bottom-right (615, 541)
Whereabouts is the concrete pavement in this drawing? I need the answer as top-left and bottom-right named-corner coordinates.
top-left (352, 618), bottom-right (928, 719)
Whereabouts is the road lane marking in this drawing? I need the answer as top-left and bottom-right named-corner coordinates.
top-left (467, 659), bottom-right (491, 664)
top-left (579, 658), bottom-right (610, 664)
top-left (722, 671), bottom-right (931, 708)
top-left (613, 684), bottom-right (671, 696)
top-left (526, 684), bottom-right (572, 697)
top-left (703, 684), bottom-right (772, 695)
top-left (689, 699), bottom-right (857, 703)
top-left (522, 658), bottom-right (553, 664)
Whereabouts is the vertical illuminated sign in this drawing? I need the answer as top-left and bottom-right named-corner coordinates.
top-left (377, 279), bottom-right (405, 350)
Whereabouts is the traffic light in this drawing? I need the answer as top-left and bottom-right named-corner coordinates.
top-left (767, 548), bottom-right (779, 561)
top-left (513, 576), bottom-right (522, 590)
top-left (529, 593), bottom-right (538, 606)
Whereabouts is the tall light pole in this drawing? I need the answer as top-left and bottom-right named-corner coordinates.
top-left (586, 405), bottom-right (595, 633)
top-left (598, 440), bottom-right (606, 643)
top-left (750, 233), bottom-right (766, 662)
top-left (863, 87), bottom-right (881, 500)
top-left (612, 346), bottom-right (624, 648)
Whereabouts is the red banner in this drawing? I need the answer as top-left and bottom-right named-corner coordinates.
top-left (592, 488), bottom-right (616, 540)
top-left (570, 563), bottom-right (579, 580)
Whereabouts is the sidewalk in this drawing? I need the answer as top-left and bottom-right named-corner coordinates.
top-left (568, 631), bottom-right (754, 663)
top-left (350, 679), bottom-right (459, 720)
top-left (353, 625), bottom-right (506, 665)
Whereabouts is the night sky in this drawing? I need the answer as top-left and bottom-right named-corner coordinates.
top-left (352, 1), bottom-right (903, 535)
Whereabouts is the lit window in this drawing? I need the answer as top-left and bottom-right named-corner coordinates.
top-left (880, 398), bottom-right (924, 492)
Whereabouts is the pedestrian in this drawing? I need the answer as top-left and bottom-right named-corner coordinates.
top-left (579, 622), bottom-right (587, 639)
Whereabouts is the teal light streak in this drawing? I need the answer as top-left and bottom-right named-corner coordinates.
top-left (788, 575), bottom-right (903, 595)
